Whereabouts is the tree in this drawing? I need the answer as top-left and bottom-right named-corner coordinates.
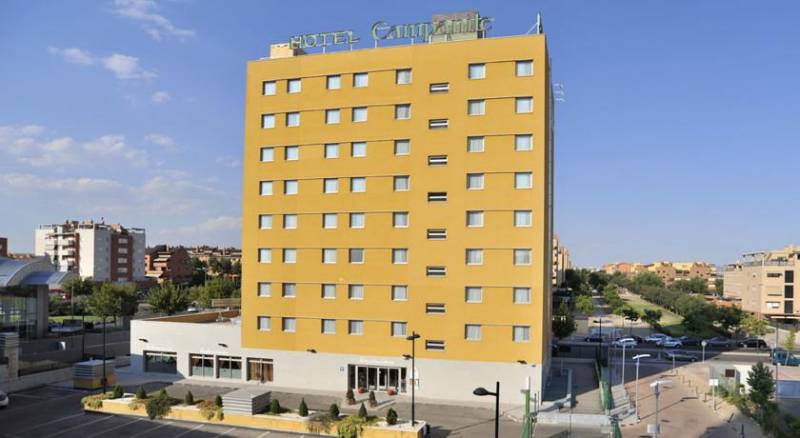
top-left (63, 277), bottom-right (96, 319)
top-left (196, 277), bottom-right (239, 308)
top-left (269, 399), bottom-right (281, 414)
top-left (714, 278), bottom-right (724, 296)
top-left (632, 272), bottom-right (664, 289)
top-left (784, 328), bottom-right (797, 355)
top-left (215, 394), bottom-right (223, 407)
top-left (642, 309), bottom-right (663, 331)
top-left (740, 314), bottom-right (769, 337)
top-left (184, 391), bottom-right (195, 405)
top-left (564, 269), bottom-right (590, 294)
top-left (189, 257), bottom-right (208, 286)
top-left (623, 307), bottom-right (641, 334)
top-left (298, 398), bottom-right (309, 417)
top-left (329, 403), bottom-right (340, 418)
top-left (136, 386), bottom-right (147, 399)
top-left (552, 302), bottom-right (576, 340)
top-left (86, 282), bottom-right (138, 320)
top-left (588, 271), bottom-right (609, 293)
top-left (747, 361), bottom-right (775, 419)
top-left (147, 282), bottom-right (190, 315)
top-left (357, 402), bottom-right (368, 418)
top-left (575, 295), bottom-right (595, 316)
top-left (717, 306), bottom-right (745, 335)
top-left (385, 408), bottom-right (398, 425)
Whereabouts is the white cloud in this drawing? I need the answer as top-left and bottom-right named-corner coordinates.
top-left (157, 216), bottom-right (242, 248)
top-left (48, 46), bottom-right (95, 65)
top-left (216, 157), bottom-right (241, 168)
top-left (145, 133), bottom-right (177, 151)
top-left (83, 134), bottom-right (150, 167)
top-left (0, 173), bottom-right (124, 194)
top-left (102, 53), bottom-right (157, 80)
top-left (150, 91), bottom-right (171, 104)
top-left (112, 0), bottom-right (196, 41)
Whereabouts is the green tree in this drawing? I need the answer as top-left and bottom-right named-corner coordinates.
top-left (385, 408), bottom-right (398, 425)
top-left (588, 271), bottom-right (609, 292)
top-left (784, 328), bottom-right (797, 354)
top-left (189, 257), bottom-right (208, 286)
top-left (623, 307), bottom-right (641, 334)
top-left (714, 278), bottom-right (724, 296)
top-left (196, 277), bottom-right (239, 307)
top-left (357, 402), bottom-right (368, 418)
top-left (740, 314), bottom-right (770, 337)
top-left (298, 398), bottom-right (309, 417)
top-left (147, 281), bottom-right (190, 315)
top-left (632, 272), bottom-right (664, 289)
top-left (86, 283), bottom-right (137, 320)
top-left (63, 277), bottom-right (96, 319)
top-left (552, 302), bottom-right (576, 340)
top-left (564, 269), bottom-right (590, 294)
top-left (575, 295), bottom-right (595, 316)
top-left (716, 306), bottom-right (745, 334)
top-left (642, 309), bottom-right (663, 331)
top-left (747, 362), bottom-right (775, 420)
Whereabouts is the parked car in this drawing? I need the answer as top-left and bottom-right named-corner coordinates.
top-left (737, 338), bottom-right (768, 350)
top-left (613, 337), bottom-right (638, 348)
top-left (584, 335), bottom-right (605, 343)
top-left (704, 337), bottom-right (732, 348)
top-left (0, 390), bottom-right (8, 408)
top-left (657, 337), bottom-right (683, 348)
top-left (664, 350), bottom-right (698, 362)
top-left (772, 351), bottom-right (800, 366)
top-left (678, 336), bottom-right (701, 347)
top-left (645, 333), bottom-right (669, 344)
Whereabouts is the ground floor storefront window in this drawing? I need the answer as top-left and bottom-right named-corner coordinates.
top-left (190, 354), bottom-right (214, 377)
top-left (247, 358), bottom-right (274, 382)
top-left (144, 351), bottom-right (177, 373)
top-left (217, 355), bottom-right (242, 379)
top-left (347, 364), bottom-right (406, 393)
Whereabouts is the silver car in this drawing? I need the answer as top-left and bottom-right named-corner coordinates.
top-left (0, 390), bottom-right (8, 408)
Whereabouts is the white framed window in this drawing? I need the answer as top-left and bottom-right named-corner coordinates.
top-left (286, 112), bottom-right (300, 127)
top-left (283, 214), bottom-right (297, 229)
top-left (283, 248), bottom-right (297, 264)
top-left (282, 283), bottom-right (296, 298)
top-left (466, 173), bottom-right (484, 190)
top-left (325, 109), bottom-right (340, 124)
top-left (514, 249), bottom-right (532, 265)
top-left (467, 99), bottom-right (485, 115)
top-left (262, 81), bottom-right (276, 95)
top-left (465, 287), bottom-right (482, 303)
top-left (394, 176), bottom-right (410, 191)
top-left (284, 145), bottom-right (299, 160)
top-left (348, 284), bottom-right (364, 300)
top-left (515, 134), bottom-right (533, 151)
top-left (350, 177), bottom-right (366, 193)
top-left (468, 63), bottom-right (486, 79)
top-left (394, 139), bottom-right (410, 155)
top-left (467, 136), bottom-right (485, 152)
top-left (395, 104), bottom-right (411, 120)
top-left (352, 107), bottom-right (368, 122)
top-left (284, 179), bottom-right (298, 195)
top-left (322, 248), bottom-right (337, 264)
top-left (324, 143), bottom-right (339, 159)
top-left (349, 248), bottom-right (364, 263)
top-left (392, 285), bottom-right (408, 301)
top-left (515, 97), bottom-right (533, 113)
top-left (514, 287), bottom-right (531, 304)
top-left (513, 326), bottom-right (531, 342)
top-left (323, 178), bottom-right (338, 194)
top-left (516, 60), bottom-right (533, 76)
top-left (287, 78), bottom-right (301, 93)
top-left (392, 248), bottom-right (408, 264)
top-left (260, 181), bottom-right (273, 196)
top-left (466, 210), bottom-right (484, 227)
top-left (393, 212), bottom-right (409, 228)
top-left (351, 141), bottom-right (367, 157)
top-left (391, 322), bottom-right (408, 337)
top-left (260, 147), bottom-right (274, 162)
top-left (396, 69), bottom-right (412, 84)
top-left (258, 316), bottom-right (271, 331)
top-left (323, 213), bottom-right (338, 229)
top-left (259, 214), bottom-right (272, 230)
top-left (514, 210), bottom-right (532, 227)
top-left (515, 172), bottom-right (533, 189)
top-left (466, 249), bottom-right (483, 265)
top-left (353, 72), bottom-right (368, 87)
top-left (465, 324), bottom-right (481, 341)
top-left (321, 284), bottom-right (336, 299)
top-left (261, 114), bottom-right (275, 129)
top-left (349, 320), bottom-right (364, 335)
top-left (282, 317), bottom-right (296, 332)
top-left (258, 248), bottom-right (271, 264)
top-left (326, 75), bottom-right (341, 90)
top-left (322, 319), bottom-right (336, 334)
top-left (258, 282), bottom-right (271, 297)
top-left (350, 212), bottom-right (365, 228)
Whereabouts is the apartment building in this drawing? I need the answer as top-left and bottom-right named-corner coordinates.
top-left (724, 245), bottom-right (799, 318)
top-left (603, 260), bottom-right (715, 287)
top-left (552, 234), bottom-right (572, 288)
top-left (186, 246), bottom-right (242, 266)
top-left (0, 237), bottom-right (7, 257)
top-left (35, 220), bottom-right (146, 282)
top-left (145, 245), bottom-right (193, 285)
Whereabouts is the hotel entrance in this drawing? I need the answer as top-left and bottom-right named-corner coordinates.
top-left (347, 364), bottom-right (407, 393)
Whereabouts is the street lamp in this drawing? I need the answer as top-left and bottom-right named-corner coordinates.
top-left (649, 380), bottom-right (671, 438)
top-left (632, 354), bottom-right (650, 420)
top-left (404, 331), bottom-right (421, 425)
top-left (473, 382), bottom-right (500, 438)
top-left (701, 340), bottom-right (707, 362)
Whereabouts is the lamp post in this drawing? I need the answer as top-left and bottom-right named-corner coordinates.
top-left (404, 331), bottom-right (420, 425)
top-left (473, 382), bottom-right (500, 438)
top-left (701, 340), bottom-right (707, 362)
top-left (633, 354), bottom-right (650, 420)
top-left (649, 380), bottom-right (671, 438)
top-left (621, 343), bottom-right (627, 386)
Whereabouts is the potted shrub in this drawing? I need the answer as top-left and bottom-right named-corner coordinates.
top-left (329, 403), bottom-right (340, 418)
top-left (386, 408), bottom-right (398, 425)
top-left (345, 388), bottom-right (356, 405)
top-left (269, 399), bottom-right (282, 414)
top-left (298, 398), bottom-right (309, 417)
top-left (368, 390), bottom-right (377, 407)
top-left (357, 402), bottom-right (368, 418)
top-left (135, 386), bottom-right (147, 400)
top-left (184, 391), bottom-right (195, 406)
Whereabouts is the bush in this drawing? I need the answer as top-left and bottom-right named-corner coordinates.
top-left (337, 415), bottom-right (372, 438)
top-left (298, 398), bottom-right (309, 417)
top-left (145, 392), bottom-right (172, 420)
top-left (135, 386), bottom-right (147, 400)
top-left (345, 388), bottom-right (356, 405)
top-left (158, 388), bottom-right (168, 398)
top-left (357, 402), bottom-right (368, 418)
top-left (329, 403), bottom-right (340, 418)
top-left (368, 390), bottom-right (377, 407)
top-left (269, 399), bottom-right (282, 414)
top-left (184, 391), bottom-right (194, 406)
top-left (81, 393), bottom-right (108, 409)
top-left (198, 400), bottom-right (220, 420)
top-left (214, 394), bottom-right (223, 407)
top-left (386, 408), bottom-right (398, 425)
top-left (111, 385), bottom-right (124, 399)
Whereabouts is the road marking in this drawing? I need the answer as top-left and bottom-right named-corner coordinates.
top-left (129, 420), bottom-right (174, 437)
top-left (213, 427), bottom-right (236, 437)
top-left (84, 417), bottom-right (143, 438)
top-left (173, 423), bottom-right (204, 437)
top-left (18, 412), bottom-right (85, 433)
top-left (256, 431), bottom-right (271, 438)
top-left (42, 414), bottom-right (113, 438)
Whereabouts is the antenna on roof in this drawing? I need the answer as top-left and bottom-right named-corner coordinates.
top-left (526, 12), bottom-right (544, 35)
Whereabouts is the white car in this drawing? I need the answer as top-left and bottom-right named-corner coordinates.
top-left (0, 390), bottom-right (8, 408)
top-left (645, 333), bottom-right (668, 344)
top-left (658, 337), bottom-right (683, 348)
top-left (613, 337), bottom-right (638, 348)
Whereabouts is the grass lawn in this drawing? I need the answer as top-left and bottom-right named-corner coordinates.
top-left (622, 293), bottom-right (720, 338)
top-left (49, 315), bottom-right (104, 323)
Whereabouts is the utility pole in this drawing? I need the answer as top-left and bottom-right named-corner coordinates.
top-left (633, 354), bottom-right (650, 421)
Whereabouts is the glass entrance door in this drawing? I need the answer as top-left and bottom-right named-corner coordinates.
top-left (348, 364), bottom-right (407, 393)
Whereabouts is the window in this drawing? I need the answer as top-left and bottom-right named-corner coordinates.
top-left (323, 213), bottom-right (338, 229)
top-left (351, 141), bottom-right (367, 157)
top-left (786, 285), bottom-right (794, 299)
top-left (350, 177), bottom-right (366, 192)
top-left (465, 324), bottom-right (481, 341)
top-left (284, 179), bottom-right (298, 195)
top-left (322, 284), bottom-right (336, 299)
top-left (767, 301), bottom-right (781, 309)
top-left (283, 248), bottom-right (297, 264)
top-left (262, 81), bottom-right (276, 95)
top-left (515, 97), bottom-right (533, 113)
top-left (426, 303), bottom-right (446, 313)
top-left (392, 249), bottom-right (408, 264)
top-left (283, 214), bottom-right (297, 229)
top-left (392, 322), bottom-right (408, 337)
top-left (323, 178), bottom-right (339, 193)
top-left (258, 282), bottom-right (271, 297)
top-left (325, 143), bottom-right (339, 159)
top-left (144, 351), bottom-right (177, 374)
top-left (428, 119), bottom-right (448, 129)
top-left (282, 283), bottom-right (296, 298)
top-left (348, 284), bottom-right (364, 300)
top-left (428, 155), bottom-right (448, 165)
top-left (349, 248), bottom-right (364, 263)
top-left (247, 358), bottom-right (273, 383)
top-left (286, 112), bottom-right (300, 127)
top-left (429, 82), bottom-right (449, 93)
top-left (349, 320), bottom-right (364, 335)
top-left (325, 109), bottom-right (340, 124)
top-left (393, 212), bottom-right (409, 228)
top-left (516, 60), bottom-right (533, 76)
top-left (465, 287), bottom-right (482, 303)
top-left (514, 287), bottom-right (531, 304)
top-left (392, 285), bottom-right (408, 301)
top-left (468, 63), bottom-right (486, 79)
top-left (282, 317), bottom-right (296, 332)
top-left (259, 214), bottom-right (272, 230)
top-left (258, 248), bottom-right (272, 263)
top-left (467, 136), bottom-right (485, 152)
top-left (190, 354), bottom-right (214, 377)
top-left (395, 104), bottom-right (411, 120)
top-left (260, 147), bottom-right (274, 162)
top-left (396, 69), bottom-right (412, 84)
top-left (284, 145), bottom-right (299, 160)
top-left (515, 172), bottom-right (533, 189)
top-left (514, 249), bottom-right (532, 265)
top-left (394, 139), bottom-right (410, 155)
top-left (350, 213), bottom-right (365, 228)
top-left (466, 173), bottom-right (484, 190)
top-left (353, 72), bottom-right (368, 87)
top-left (327, 75), bottom-right (341, 90)
top-left (515, 134), bottom-right (533, 151)
top-left (466, 210), bottom-right (484, 227)
top-left (258, 316), bottom-right (271, 331)
top-left (466, 249), bottom-right (483, 265)
top-left (217, 356), bottom-right (242, 379)
top-left (427, 229), bottom-right (446, 240)
top-left (261, 114), bottom-right (275, 129)
top-left (427, 192), bottom-right (447, 202)
top-left (468, 99), bottom-right (485, 115)
top-left (787, 271), bottom-right (795, 283)
top-left (514, 210), bottom-right (532, 227)
top-left (322, 319), bottom-right (336, 334)
top-left (426, 266), bottom-right (446, 277)
top-left (513, 326), bottom-right (531, 342)
top-left (322, 249), bottom-right (337, 264)
top-left (352, 107), bottom-right (368, 122)
top-left (425, 340), bottom-right (445, 351)
top-left (394, 176), bottom-right (410, 191)
top-left (287, 78), bottom-right (301, 93)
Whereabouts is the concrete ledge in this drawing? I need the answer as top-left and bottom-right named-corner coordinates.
top-left (0, 367), bottom-right (73, 393)
top-left (537, 412), bottom-right (611, 427)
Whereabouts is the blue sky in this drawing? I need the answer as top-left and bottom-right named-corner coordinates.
top-left (1, 0), bottom-right (798, 267)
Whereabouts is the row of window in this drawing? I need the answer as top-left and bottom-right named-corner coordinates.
top-left (259, 135), bottom-right (533, 162)
top-left (259, 210), bottom-right (532, 230)
top-left (256, 316), bottom-right (531, 343)
top-left (261, 61), bottom-right (534, 96)
top-left (260, 97), bottom-right (532, 128)
top-left (257, 248), bottom-right (533, 266)
top-left (257, 282), bottom-right (532, 304)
